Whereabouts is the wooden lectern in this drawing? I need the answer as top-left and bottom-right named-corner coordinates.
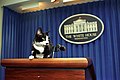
top-left (1, 58), bottom-right (96, 80)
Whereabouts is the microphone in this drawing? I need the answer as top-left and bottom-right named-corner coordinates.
top-left (55, 44), bottom-right (66, 52)
top-left (52, 44), bottom-right (66, 58)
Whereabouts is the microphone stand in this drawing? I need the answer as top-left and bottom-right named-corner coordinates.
top-left (52, 47), bottom-right (55, 58)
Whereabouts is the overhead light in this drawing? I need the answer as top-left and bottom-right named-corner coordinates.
top-left (38, 2), bottom-right (44, 6)
top-left (51, 0), bottom-right (56, 2)
top-left (21, 3), bottom-right (39, 10)
top-left (51, 0), bottom-right (62, 3)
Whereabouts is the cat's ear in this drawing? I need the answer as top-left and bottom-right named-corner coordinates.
top-left (37, 27), bottom-right (43, 35)
top-left (45, 31), bottom-right (50, 36)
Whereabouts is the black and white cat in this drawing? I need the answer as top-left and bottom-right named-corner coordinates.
top-left (29, 28), bottom-right (53, 59)
top-left (29, 27), bottom-right (66, 59)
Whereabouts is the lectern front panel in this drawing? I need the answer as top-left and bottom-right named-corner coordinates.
top-left (6, 68), bottom-right (85, 80)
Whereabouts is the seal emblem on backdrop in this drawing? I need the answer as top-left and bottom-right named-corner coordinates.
top-left (59, 14), bottom-right (104, 44)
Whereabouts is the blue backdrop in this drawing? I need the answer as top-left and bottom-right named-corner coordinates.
top-left (1, 0), bottom-right (120, 80)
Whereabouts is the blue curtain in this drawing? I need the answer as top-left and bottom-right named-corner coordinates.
top-left (1, 7), bottom-right (21, 58)
top-left (0, 7), bottom-right (21, 80)
top-left (1, 0), bottom-right (120, 80)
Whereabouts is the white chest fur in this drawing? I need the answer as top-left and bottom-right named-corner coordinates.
top-left (33, 43), bottom-right (45, 53)
top-left (36, 54), bottom-right (44, 58)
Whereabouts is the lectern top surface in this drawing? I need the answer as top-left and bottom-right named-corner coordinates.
top-left (1, 58), bottom-right (92, 68)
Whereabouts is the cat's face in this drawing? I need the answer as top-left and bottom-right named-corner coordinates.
top-left (35, 28), bottom-right (47, 42)
top-left (34, 28), bottom-right (49, 46)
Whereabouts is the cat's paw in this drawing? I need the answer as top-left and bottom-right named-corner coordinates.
top-left (29, 55), bottom-right (34, 60)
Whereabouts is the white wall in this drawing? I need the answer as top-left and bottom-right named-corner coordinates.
top-left (0, 0), bottom-right (29, 58)
top-left (0, 3), bottom-right (3, 58)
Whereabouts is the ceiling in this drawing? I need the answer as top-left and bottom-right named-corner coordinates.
top-left (6, 0), bottom-right (97, 13)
